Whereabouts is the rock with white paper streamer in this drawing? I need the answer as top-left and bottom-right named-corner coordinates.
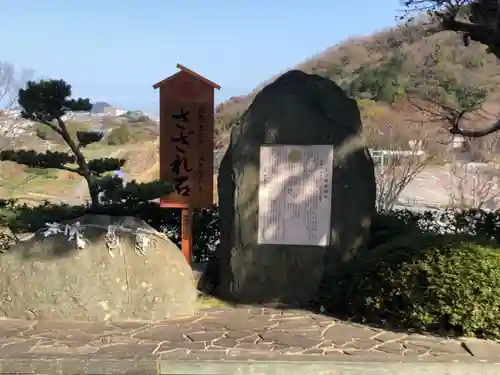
top-left (0, 215), bottom-right (197, 321)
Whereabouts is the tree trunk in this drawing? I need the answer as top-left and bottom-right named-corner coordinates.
top-left (84, 175), bottom-right (100, 209)
top-left (55, 118), bottom-right (101, 207)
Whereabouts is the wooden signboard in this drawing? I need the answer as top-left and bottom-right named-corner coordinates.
top-left (153, 64), bottom-right (220, 265)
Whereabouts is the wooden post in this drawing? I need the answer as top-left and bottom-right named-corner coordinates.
top-left (153, 64), bottom-right (220, 267)
top-left (181, 208), bottom-right (193, 264)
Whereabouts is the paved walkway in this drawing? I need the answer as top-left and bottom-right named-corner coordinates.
top-left (0, 307), bottom-right (500, 374)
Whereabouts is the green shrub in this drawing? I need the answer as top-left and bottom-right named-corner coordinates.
top-left (107, 125), bottom-right (134, 145)
top-left (24, 167), bottom-right (50, 176)
top-left (322, 232), bottom-right (500, 339)
top-left (107, 124), bottom-right (156, 145)
top-left (370, 209), bottom-right (422, 249)
top-left (35, 121), bottom-right (90, 145)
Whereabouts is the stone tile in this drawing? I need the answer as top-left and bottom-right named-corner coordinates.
top-left (186, 331), bottom-right (225, 342)
top-left (462, 339), bottom-right (500, 359)
top-left (323, 324), bottom-right (376, 343)
top-left (96, 343), bottom-right (158, 358)
top-left (403, 343), bottom-right (432, 355)
top-left (260, 331), bottom-right (321, 348)
top-left (160, 316), bottom-right (199, 325)
top-left (223, 316), bottom-right (276, 331)
top-left (317, 321), bottom-right (337, 328)
top-left (273, 344), bottom-right (294, 352)
top-left (30, 329), bottom-right (95, 341)
top-left (0, 338), bottom-right (22, 346)
top-left (201, 307), bottom-right (235, 314)
top-left (342, 339), bottom-right (379, 350)
top-left (132, 326), bottom-right (186, 342)
top-left (181, 319), bottom-right (227, 332)
top-left (247, 308), bottom-right (266, 315)
top-left (271, 315), bottom-right (312, 321)
top-left (206, 310), bottom-right (250, 321)
top-left (211, 337), bottom-right (239, 348)
top-left (274, 318), bottom-right (317, 330)
top-left (225, 330), bottom-right (255, 340)
top-left (404, 339), bottom-right (467, 355)
top-left (32, 321), bottom-right (117, 335)
top-left (31, 321), bottom-right (100, 331)
top-left (157, 341), bottom-right (206, 351)
top-left (237, 342), bottom-right (275, 351)
top-left (237, 333), bottom-right (260, 343)
top-left (107, 321), bottom-right (150, 330)
top-left (302, 348), bottom-right (324, 354)
top-left (88, 335), bottom-right (140, 346)
top-left (0, 330), bottom-right (26, 339)
top-left (317, 341), bottom-right (336, 349)
top-left (291, 328), bottom-right (324, 338)
top-left (372, 331), bottom-right (408, 342)
top-left (377, 341), bottom-right (405, 354)
top-left (0, 339), bottom-right (40, 355)
top-left (275, 345), bottom-right (304, 354)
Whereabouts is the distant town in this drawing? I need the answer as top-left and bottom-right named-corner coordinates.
top-left (0, 105), bottom-right (160, 138)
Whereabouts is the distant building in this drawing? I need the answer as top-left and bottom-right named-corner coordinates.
top-left (451, 135), bottom-right (466, 149)
top-left (103, 107), bottom-right (127, 117)
top-left (116, 108), bottom-right (127, 116)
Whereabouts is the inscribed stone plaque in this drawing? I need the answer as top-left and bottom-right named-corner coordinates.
top-left (257, 145), bottom-right (333, 246)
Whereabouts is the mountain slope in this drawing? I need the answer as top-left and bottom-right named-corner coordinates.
top-left (91, 101), bottom-right (112, 113)
top-left (215, 23), bottom-right (500, 149)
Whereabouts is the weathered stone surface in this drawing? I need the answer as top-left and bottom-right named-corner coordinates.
top-left (0, 215), bottom-right (197, 320)
top-left (204, 69), bottom-right (376, 306)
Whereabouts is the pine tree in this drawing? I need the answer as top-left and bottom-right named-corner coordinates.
top-left (0, 79), bottom-right (172, 208)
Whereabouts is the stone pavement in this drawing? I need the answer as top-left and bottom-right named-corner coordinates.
top-left (0, 306), bottom-right (500, 374)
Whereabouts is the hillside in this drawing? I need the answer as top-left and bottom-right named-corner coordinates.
top-left (215, 22), bottom-right (500, 154)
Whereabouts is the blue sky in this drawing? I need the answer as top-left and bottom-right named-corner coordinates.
top-left (1, 0), bottom-right (402, 114)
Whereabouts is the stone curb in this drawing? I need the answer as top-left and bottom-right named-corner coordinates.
top-left (0, 359), bottom-right (159, 375)
top-left (1, 359), bottom-right (499, 375)
top-left (160, 360), bottom-right (500, 375)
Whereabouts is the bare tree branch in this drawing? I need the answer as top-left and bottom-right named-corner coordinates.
top-left (0, 62), bottom-right (35, 149)
top-left (401, 1), bottom-right (500, 58)
top-left (449, 119), bottom-right (500, 137)
top-left (407, 85), bottom-right (500, 138)
top-left (374, 148), bottom-right (431, 210)
top-left (0, 62), bottom-right (34, 111)
top-left (366, 121), bottom-right (432, 210)
top-left (445, 130), bottom-right (500, 208)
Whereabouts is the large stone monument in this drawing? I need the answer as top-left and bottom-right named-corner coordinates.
top-left (203, 70), bottom-right (376, 306)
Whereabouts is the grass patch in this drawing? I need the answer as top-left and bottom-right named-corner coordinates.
top-left (197, 294), bottom-right (228, 308)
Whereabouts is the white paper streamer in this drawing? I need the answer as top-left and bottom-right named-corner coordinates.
top-left (41, 221), bottom-right (160, 255)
